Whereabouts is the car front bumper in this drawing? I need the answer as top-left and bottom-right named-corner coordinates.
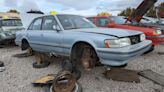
top-left (147, 35), bottom-right (164, 45)
top-left (0, 35), bottom-right (15, 44)
top-left (96, 40), bottom-right (152, 66)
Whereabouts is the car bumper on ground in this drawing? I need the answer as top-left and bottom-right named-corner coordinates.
top-left (147, 35), bottom-right (164, 45)
top-left (96, 40), bottom-right (152, 66)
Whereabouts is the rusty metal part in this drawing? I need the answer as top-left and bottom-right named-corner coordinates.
top-left (52, 70), bottom-right (76, 92)
top-left (33, 74), bottom-right (56, 86)
top-left (35, 52), bottom-right (47, 64)
top-left (81, 46), bottom-right (96, 71)
top-left (27, 47), bottom-right (33, 56)
top-left (32, 52), bottom-right (50, 68)
top-left (104, 68), bottom-right (140, 83)
top-left (12, 52), bottom-right (32, 58)
top-left (128, 0), bottom-right (157, 23)
top-left (139, 69), bottom-right (164, 86)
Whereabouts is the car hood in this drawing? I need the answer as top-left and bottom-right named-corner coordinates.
top-left (2, 26), bottom-right (24, 31)
top-left (70, 28), bottom-right (142, 38)
top-left (113, 24), bottom-right (155, 35)
top-left (20, 13), bottom-right (43, 28)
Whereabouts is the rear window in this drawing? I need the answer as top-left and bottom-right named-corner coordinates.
top-left (2, 19), bottom-right (22, 26)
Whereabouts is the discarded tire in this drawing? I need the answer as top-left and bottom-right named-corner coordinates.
top-left (0, 61), bottom-right (4, 67)
top-left (33, 61), bottom-right (50, 68)
top-left (51, 70), bottom-right (82, 92)
top-left (61, 60), bottom-right (81, 80)
top-left (73, 68), bottom-right (81, 80)
top-left (50, 82), bottom-right (82, 92)
top-left (0, 61), bottom-right (5, 72)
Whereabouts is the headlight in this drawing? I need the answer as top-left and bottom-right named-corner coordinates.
top-left (105, 38), bottom-right (131, 48)
top-left (153, 29), bottom-right (162, 35)
top-left (0, 32), bottom-right (6, 38)
top-left (140, 34), bottom-right (146, 41)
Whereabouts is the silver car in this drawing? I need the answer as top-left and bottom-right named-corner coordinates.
top-left (0, 18), bottom-right (23, 44)
top-left (15, 14), bottom-right (152, 68)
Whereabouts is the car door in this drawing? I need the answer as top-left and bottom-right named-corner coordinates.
top-left (41, 16), bottom-right (63, 55)
top-left (96, 17), bottom-right (111, 27)
top-left (27, 17), bottom-right (44, 51)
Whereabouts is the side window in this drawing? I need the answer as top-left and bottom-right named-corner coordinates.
top-left (97, 18), bottom-right (110, 27)
top-left (87, 18), bottom-right (94, 23)
top-left (29, 18), bottom-right (42, 30)
top-left (42, 16), bottom-right (57, 30)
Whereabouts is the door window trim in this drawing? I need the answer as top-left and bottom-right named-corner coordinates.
top-left (42, 15), bottom-right (58, 31)
top-left (28, 17), bottom-right (43, 30)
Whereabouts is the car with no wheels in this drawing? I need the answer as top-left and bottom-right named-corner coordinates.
top-left (0, 18), bottom-right (23, 44)
top-left (15, 14), bottom-right (152, 69)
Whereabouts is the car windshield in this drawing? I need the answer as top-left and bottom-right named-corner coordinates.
top-left (2, 19), bottom-right (23, 26)
top-left (109, 16), bottom-right (126, 24)
top-left (57, 15), bottom-right (95, 30)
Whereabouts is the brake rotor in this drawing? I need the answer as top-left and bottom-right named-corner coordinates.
top-left (81, 47), bottom-right (95, 71)
top-left (52, 70), bottom-right (76, 92)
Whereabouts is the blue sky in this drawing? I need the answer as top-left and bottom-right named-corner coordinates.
top-left (0, 0), bottom-right (163, 16)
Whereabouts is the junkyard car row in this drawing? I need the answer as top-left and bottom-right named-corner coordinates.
top-left (0, 0), bottom-right (164, 91)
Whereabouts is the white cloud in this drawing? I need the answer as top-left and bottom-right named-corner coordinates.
top-left (50, 0), bottom-right (98, 10)
top-left (57, 8), bottom-right (98, 16)
top-left (3, 0), bottom-right (39, 12)
top-left (0, 0), bottom-right (163, 15)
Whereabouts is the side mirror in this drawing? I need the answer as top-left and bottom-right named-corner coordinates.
top-left (108, 23), bottom-right (115, 28)
top-left (53, 25), bottom-right (61, 31)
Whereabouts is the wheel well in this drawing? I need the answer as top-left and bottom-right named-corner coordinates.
top-left (71, 42), bottom-right (98, 61)
top-left (21, 39), bottom-right (30, 50)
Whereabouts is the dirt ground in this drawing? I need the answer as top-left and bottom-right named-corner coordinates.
top-left (0, 45), bottom-right (164, 92)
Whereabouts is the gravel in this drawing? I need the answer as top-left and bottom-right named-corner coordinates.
top-left (0, 45), bottom-right (164, 92)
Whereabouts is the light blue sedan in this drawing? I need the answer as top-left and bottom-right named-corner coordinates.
top-left (15, 14), bottom-right (152, 69)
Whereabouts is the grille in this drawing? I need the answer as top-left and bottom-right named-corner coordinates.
top-left (129, 35), bottom-right (141, 45)
top-left (162, 30), bottom-right (164, 34)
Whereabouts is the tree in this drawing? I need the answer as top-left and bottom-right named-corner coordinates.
top-left (118, 8), bottom-right (135, 16)
top-left (7, 9), bottom-right (19, 13)
top-left (118, 2), bottom-right (164, 18)
top-left (97, 12), bottom-right (112, 16)
top-left (145, 7), bottom-right (156, 17)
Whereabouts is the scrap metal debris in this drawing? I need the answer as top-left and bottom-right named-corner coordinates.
top-left (33, 59), bottom-right (82, 92)
top-left (33, 74), bottom-right (56, 86)
top-left (32, 52), bottom-right (50, 68)
top-left (62, 60), bottom-right (81, 80)
top-left (12, 52), bottom-right (33, 58)
top-left (52, 70), bottom-right (77, 92)
top-left (0, 61), bottom-right (5, 72)
top-left (33, 70), bottom-right (82, 92)
top-left (139, 69), bottom-right (164, 87)
top-left (104, 68), bottom-right (140, 83)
